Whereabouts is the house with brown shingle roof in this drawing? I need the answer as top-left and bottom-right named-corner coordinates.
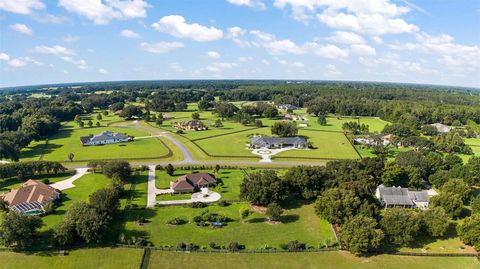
top-left (170, 173), bottom-right (217, 193)
top-left (1, 180), bottom-right (60, 215)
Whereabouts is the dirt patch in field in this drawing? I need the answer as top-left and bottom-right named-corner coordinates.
top-left (249, 204), bottom-right (267, 214)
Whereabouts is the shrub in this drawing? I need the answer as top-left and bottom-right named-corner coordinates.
top-left (217, 200), bottom-right (229, 207)
top-left (209, 242), bottom-right (216, 249)
top-left (241, 209), bottom-right (250, 219)
top-left (189, 202), bottom-right (207, 208)
top-left (167, 217), bottom-right (186, 225)
top-left (155, 164), bottom-right (163, 170)
top-left (227, 241), bottom-right (240, 252)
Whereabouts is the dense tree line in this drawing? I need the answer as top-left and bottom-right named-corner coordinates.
top-left (0, 161), bottom-right (66, 180)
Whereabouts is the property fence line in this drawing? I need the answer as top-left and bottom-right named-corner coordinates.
top-left (139, 248), bottom-right (151, 269)
top-left (191, 127), bottom-right (265, 142)
top-left (344, 132), bottom-right (363, 159)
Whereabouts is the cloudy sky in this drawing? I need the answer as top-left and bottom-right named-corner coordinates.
top-left (0, 0), bottom-right (479, 88)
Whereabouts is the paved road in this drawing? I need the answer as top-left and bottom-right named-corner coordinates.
top-left (146, 165), bottom-right (157, 208)
top-left (50, 168), bottom-right (89, 191)
top-left (133, 122), bottom-right (194, 163)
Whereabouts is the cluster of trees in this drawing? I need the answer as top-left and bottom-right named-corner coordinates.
top-left (0, 161), bottom-right (66, 180)
top-left (342, 121), bottom-right (369, 135)
top-left (271, 121), bottom-right (298, 137)
top-left (240, 155), bottom-right (480, 254)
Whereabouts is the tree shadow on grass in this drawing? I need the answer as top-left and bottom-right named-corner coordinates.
top-left (281, 198), bottom-right (311, 210)
top-left (281, 214), bottom-right (300, 224)
top-left (0, 177), bottom-right (23, 192)
top-left (20, 143), bottom-right (63, 160)
top-left (248, 217), bottom-right (267, 223)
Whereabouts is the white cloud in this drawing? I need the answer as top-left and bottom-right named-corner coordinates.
top-left (62, 35), bottom-right (80, 42)
top-left (5, 56), bottom-right (41, 68)
top-left (304, 43), bottom-right (349, 59)
top-left (0, 53), bottom-right (10, 61)
top-left (328, 31), bottom-right (365, 44)
top-left (98, 68), bottom-right (108, 74)
top-left (264, 39), bottom-right (304, 55)
top-left (0, 0), bottom-right (44, 15)
top-left (152, 15), bottom-right (223, 42)
top-left (292, 61), bottom-right (304, 68)
top-left (8, 59), bottom-right (27, 68)
top-left (261, 59), bottom-right (270, 65)
top-left (33, 45), bottom-right (74, 55)
top-left (140, 41), bottom-right (184, 54)
top-left (273, 0), bottom-right (418, 36)
top-left (205, 62), bottom-right (238, 72)
top-left (207, 51), bottom-right (221, 59)
top-left (9, 24), bottom-right (33, 35)
top-left (371, 36), bottom-right (383, 45)
top-left (278, 59), bottom-right (288, 65)
top-left (120, 29), bottom-right (140, 38)
top-left (227, 26), bottom-right (246, 38)
top-left (58, 0), bottom-right (149, 24)
top-left (61, 56), bottom-right (88, 69)
top-left (350, 44), bottom-right (376, 56)
top-left (226, 0), bottom-right (266, 9)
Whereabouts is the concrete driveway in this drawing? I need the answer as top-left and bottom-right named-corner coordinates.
top-left (157, 190), bottom-right (221, 205)
top-left (50, 168), bottom-right (89, 191)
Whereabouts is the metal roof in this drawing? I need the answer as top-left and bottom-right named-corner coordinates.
top-left (11, 201), bottom-right (43, 213)
top-left (251, 136), bottom-right (306, 146)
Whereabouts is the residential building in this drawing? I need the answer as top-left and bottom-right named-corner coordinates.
top-left (277, 104), bottom-right (300, 110)
top-left (173, 120), bottom-right (208, 131)
top-left (171, 173), bottom-right (218, 193)
top-left (430, 123), bottom-right (452, 133)
top-left (284, 114), bottom-right (307, 121)
top-left (1, 180), bottom-right (60, 215)
top-left (80, 131), bottom-right (131, 146)
top-left (375, 185), bottom-right (430, 210)
top-left (250, 136), bottom-right (307, 149)
top-left (354, 134), bottom-right (393, 146)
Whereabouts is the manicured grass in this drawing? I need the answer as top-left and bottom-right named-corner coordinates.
top-left (157, 193), bottom-right (192, 201)
top-left (304, 116), bottom-right (391, 133)
top-left (130, 171), bottom-right (149, 207)
top-left (124, 203), bottom-right (335, 249)
top-left (41, 173), bottom-right (110, 230)
top-left (274, 130), bottom-right (359, 160)
top-left (147, 251), bottom-right (480, 269)
top-left (0, 248), bottom-right (142, 269)
top-left (20, 121), bottom-right (170, 162)
top-left (0, 171), bottom-right (75, 193)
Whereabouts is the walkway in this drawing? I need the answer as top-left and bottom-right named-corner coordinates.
top-left (157, 190), bottom-right (221, 205)
top-left (50, 168), bottom-right (89, 191)
top-left (147, 165), bottom-right (157, 208)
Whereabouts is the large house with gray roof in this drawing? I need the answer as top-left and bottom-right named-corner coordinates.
top-left (375, 185), bottom-right (430, 210)
top-left (250, 136), bottom-right (307, 149)
top-left (80, 131), bottom-right (131, 146)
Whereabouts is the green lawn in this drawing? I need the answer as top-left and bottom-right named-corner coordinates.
top-left (147, 251), bottom-right (479, 269)
top-left (130, 171), bottom-right (149, 207)
top-left (20, 121), bottom-right (170, 162)
top-left (274, 130), bottom-right (359, 160)
top-left (0, 248), bottom-right (142, 269)
top-left (41, 173), bottom-right (110, 229)
top-left (157, 193), bottom-right (192, 201)
top-left (124, 203), bottom-right (335, 249)
top-left (303, 116), bottom-right (390, 133)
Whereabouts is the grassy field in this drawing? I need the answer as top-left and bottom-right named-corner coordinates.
top-left (124, 203), bottom-right (335, 249)
top-left (147, 251), bottom-right (480, 269)
top-left (0, 248), bottom-right (143, 269)
top-left (41, 173), bottom-right (110, 229)
top-left (20, 121), bottom-right (170, 162)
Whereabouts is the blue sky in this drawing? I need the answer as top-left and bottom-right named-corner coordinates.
top-left (0, 0), bottom-right (479, 88)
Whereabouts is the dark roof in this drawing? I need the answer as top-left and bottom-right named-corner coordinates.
top-left (184, 173), bottom-right (217, 185)
top-left (251, 136), bottom-right (307, 146)
top-left (377, 186), bottom-right (414, 206)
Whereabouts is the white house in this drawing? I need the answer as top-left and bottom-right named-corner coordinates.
top-left (430, 123), bottom-right (452, 133)
top-left (80, 131), bottom-right (131, 146)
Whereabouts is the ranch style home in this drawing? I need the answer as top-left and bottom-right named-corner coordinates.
top-left (250, 136), bottom-right (307, 149)
top-left (1, 180), bottom-right (60, 215)
top-left (375, 185), bottom-right (430, 210)
top-left (80, 131), bottom-right (131, 146)
top-left (430, 123), bottom-right (452, 133)
top-left (171, 173), bottom-right (218, 193)
top-left (284, 114), bottom-right (307, 121)
top-left (173, 120), bottom-right (208, 131)
top-left (277, 104), bottom-right (300, 110)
